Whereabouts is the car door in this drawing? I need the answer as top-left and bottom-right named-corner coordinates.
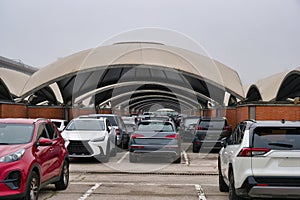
top-left (220, 122), bottom-right (245, 181)
top-left (35, 122), bottom-right (58, 183)
top-left (45, 122), bottom-right (62, 178)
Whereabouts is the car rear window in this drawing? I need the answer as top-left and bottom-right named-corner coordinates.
top-left (199, 119), bottom-right (226, 130)
top-left (253, 127), bottom-right (300, 150)
top-left (137, 122), bottom-right (174, 132)
top-left (0, 123), bottom-right (34, 144)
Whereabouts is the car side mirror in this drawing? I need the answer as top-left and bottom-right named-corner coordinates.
top-left (37, 137), bottom-right (53, 146)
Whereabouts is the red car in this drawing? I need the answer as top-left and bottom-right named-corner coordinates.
top-left (0, 118), bottom-right (69, 200)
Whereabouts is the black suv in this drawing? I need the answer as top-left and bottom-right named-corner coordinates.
top-left (192, 117), bottom-right (232, 152)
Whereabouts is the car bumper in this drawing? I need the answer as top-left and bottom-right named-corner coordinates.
top-left (237, 176), bottom-right (300, 199)
top-left (0, 163), bottom-right (27, 199)
top-left (67, 140), bottom-right (108, 158)
top-left (130, 147), bottom-right (181, 160)
top-left (193, 140), bottom-right (223, 150)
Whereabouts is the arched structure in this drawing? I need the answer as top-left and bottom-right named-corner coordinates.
top-left (20, 42), bottom-right (245, 113)
top-left (276, 68), bottom-right (300, 101)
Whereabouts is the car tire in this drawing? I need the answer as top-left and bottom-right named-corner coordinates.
top-left (23, 171), bottom-right (39, 200)
top-left (229, 170), bottom-right (245, 200)
top-left (218, 158), bottom-right (229, 192)
top-left (55, 160), bottom-right (69, 190)
top-left (129, 153), bottom-right (137, 163)
top-left (100, 142), bottom-right (110, 163)
top-left (173, 156), bottom-right (181, 164)
top-left (111, 147), bottom-right (117, 157)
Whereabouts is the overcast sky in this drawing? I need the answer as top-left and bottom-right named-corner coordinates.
top-left (0, 0), bottom-right (299, 86)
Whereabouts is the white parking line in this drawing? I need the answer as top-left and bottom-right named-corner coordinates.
top-left (182, 150), bottom-right (190, 166)
top-left (78, 183), bottom-right (102, 200)
top-left (117, 152), bottom-right (129, 163)
top-left (195, 184), bottom-right (206, 200)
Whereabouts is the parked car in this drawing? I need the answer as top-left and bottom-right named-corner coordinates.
top-left (89, 114), bottom-right (130, 149)
top-left (179, 116), bottom-right (200, 142)
top-left (192, 117), bottom-right (232, 153)
top-left (129, 120), bottom-right (181, 163)
top-left (50, 119), bottom-right (68, 131)
top-left (0, 118), bottom-right (69, 200)
top-left (61, 117), bottom-right (116, 162)
top-left (218, 120), bottom-right (300, 199)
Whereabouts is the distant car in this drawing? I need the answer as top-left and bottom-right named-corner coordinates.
top-left (192, 117), bottom-right (232, 153)
top-left (140, 112), bottom-right (155, 120)
top-left (179, 116), bottom-right (200, 142)
top-left (219, 120), bottom-right (300, 199)
top-left (61, 117), bottom-right (116, 162)
top-left (89, 114), bottom-right (130, 149)
top-left (51, 119), bottom-right (68, 131)
top-left (129, 120), bottom-right (181, 163)
top-left (0, 118), bottom-right (69, 200)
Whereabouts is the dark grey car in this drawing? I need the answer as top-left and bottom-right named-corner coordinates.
top-left (129, 120), bottom-right (181, 163)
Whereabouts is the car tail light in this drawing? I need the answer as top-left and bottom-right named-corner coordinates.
top-left (131, 133), bottom-right (144, 139)
top-left (130, 145), bottom-right (144, 149)
top-left (196, 126), bottom-right (205, 130)
top-left (116, 128), bottom-right (120, 136)
top-left (256, 183), bottom-right (268, 186)
top-left (165, 134), bottom-right (178, 139)
top-left (223, 125), bottom-right (232, 131)
top-left (238, 148), bottom-right (270, 157)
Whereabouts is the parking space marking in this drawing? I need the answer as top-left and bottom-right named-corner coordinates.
top-left (78, 183), bottom-right (102, 200)
top-left (182, 150), bottom-right (190, 165)
top-left (117, 152), bottom-right (129, 163)
top-left (195, 184), bottom-right (206, 200)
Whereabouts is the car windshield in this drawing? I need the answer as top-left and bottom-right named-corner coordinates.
top-left (253, 127), bottom-right (300, 150)
top-left (0, 123), bottom-right (34, 144)
top-left (137, 122), bottom-right (174, 132)
top-left (67, 120), bottom-right (105, 131)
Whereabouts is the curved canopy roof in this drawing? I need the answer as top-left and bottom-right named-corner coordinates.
top-left (276, 67), bottom-right (300, 101)
top-left (20, 42), bottom-right (244, 112)
top-left (245, 68), bottom-right (300, 103)
top-left (0, 68), bottom-right (30, 97)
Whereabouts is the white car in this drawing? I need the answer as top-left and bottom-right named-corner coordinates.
top-left (218, 120), bottom-right (300, 199)
top-left (51, 119), bottom-right (68, 131)
top-left (61, 117), bottom-right (116, 162)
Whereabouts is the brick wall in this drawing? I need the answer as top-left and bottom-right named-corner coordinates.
top-left (28, 106), bottom-right (64, 119)
top-left (0, 104), bottom-right (27, 118)
top-left (255, 105), bottom-right (300, 121)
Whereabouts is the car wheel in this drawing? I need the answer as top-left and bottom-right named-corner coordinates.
top-left (111, 146), bottom-right (117, 157)
top-left (100, 143), bottom-right (110, 163)
top-left (229, 170), bottom-right (245, 200)
top-left (173, 156), bottom-right (181, 164)
top-left (23, 171), bottom-right (39, 200)
top-left (218, 157), bottom-right (229, 192)
top-left (55, 160), bottom-right (69, 190)
top-left (129, 153), bottom-right (137, 163)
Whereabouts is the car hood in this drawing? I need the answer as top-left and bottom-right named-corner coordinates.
top-left (61, 130), bottom-right (106, 140)
top-left (0, 144), bottom-right (29, 157)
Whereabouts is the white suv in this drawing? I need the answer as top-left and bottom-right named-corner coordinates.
top-left (218, 120), bottom-right (300, 199)
top-left (62, 117), bottom-right (116, 162)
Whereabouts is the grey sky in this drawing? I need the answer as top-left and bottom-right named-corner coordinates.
top-left (0, 0), bottom-right (299, 86)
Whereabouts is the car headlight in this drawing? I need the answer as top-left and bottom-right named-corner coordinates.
top-left (0, 149), bottom-right (25, 163)
top-left (91, 136), bottom-right (106, 142)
